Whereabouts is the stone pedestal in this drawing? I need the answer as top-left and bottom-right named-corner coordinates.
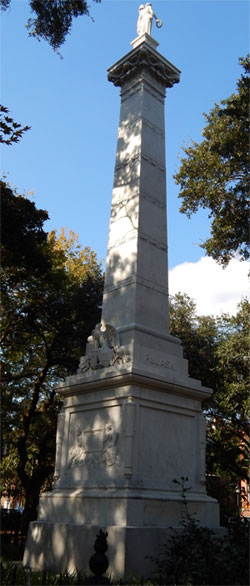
top-left (24, 34), bottom-right (221, 580)
top-left (24, 373), bottom-right (220, 578)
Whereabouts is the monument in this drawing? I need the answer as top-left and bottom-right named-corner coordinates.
top-left (24, 5), bottom-right (221, 579)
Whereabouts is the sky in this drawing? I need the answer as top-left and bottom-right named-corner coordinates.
top-left (1, 0), bottom-right (249, 316)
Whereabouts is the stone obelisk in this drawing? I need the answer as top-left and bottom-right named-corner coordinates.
top-left (24, 8), bottom-right (221, 580)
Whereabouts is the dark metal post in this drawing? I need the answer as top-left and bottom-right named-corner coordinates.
top-left (88, 529), bottom-right (111, 585)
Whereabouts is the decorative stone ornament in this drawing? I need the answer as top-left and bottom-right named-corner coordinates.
top-left (67, 421), bottom-right (120, 470)
top-left (77, 323), bottom-right (130, 372)
top-left (137, 3), bottom-right (163, 37)
top-left (108, 43), bottom-right (180, 88)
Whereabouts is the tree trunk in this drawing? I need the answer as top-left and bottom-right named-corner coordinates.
top-left (20, 463), bottom-right (53, 535)
top-left (21, 482), bottom-right (41, 536)
top-left (17, 365), bottom-right (51, 535)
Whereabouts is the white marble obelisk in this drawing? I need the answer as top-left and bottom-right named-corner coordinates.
top-left (24, 14), bottom-right (221, 580)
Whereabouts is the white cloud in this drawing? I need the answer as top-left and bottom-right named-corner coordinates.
top-left (169, 256), bottom-right (250, 316)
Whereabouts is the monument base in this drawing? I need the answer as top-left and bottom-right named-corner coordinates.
top-left (23, 523), bottom-right (174, 578)
top-left (24, 517), bottom-right (224, 580)
top-left (23, 372), bottom-right (222, 579)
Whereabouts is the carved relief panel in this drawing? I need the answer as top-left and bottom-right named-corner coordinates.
top-left (63, 405), bottom-right (123, 486)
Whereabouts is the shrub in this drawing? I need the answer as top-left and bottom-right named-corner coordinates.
top-left (153, 478), bottom-right (249, 585)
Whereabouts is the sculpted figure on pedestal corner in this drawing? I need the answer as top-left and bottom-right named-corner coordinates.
top-left (77, 323), bottom-right (131, 372)
top-left (137, 3), bottom-right (163, 36)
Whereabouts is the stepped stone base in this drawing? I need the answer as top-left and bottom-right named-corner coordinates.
top-left (23, 374), bottom-right (220, 579)
top-left (24, 513), bottom-right (223, 579)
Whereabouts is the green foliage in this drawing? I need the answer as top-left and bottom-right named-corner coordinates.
top-left (1, 560), bottom-right (156, 586)
top-left (0, 562), bottom-right (89, 585)
top-left (153, 478), bottom-right (249, 585)
top-left (0, 0), bottom-right (101, 50)
top-left (1, 180), bottom-right (50, 275)
top-left (169, 293), bottom-right (250, 519)
top-left (169, 293), bottom-right (219, 389)
top-left (1, 183), bottom-right (104, 531)
top-left (174, 56), bottom-right (250, 265)
top-left (155, 514), bottom-right (249, 585)
top-left (205, 299), bottom-right (250, 489)
top-left (0, 105), bottom-right (30, 145)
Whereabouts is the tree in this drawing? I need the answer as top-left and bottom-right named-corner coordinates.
top-left (169, 293), bottom-right (249, 520)
top-left (0, 105), bottom-right (30, 145)
top-left (0, 0), bottom-right (101, 51)
top-left (1, 182), bottom-right (104, 532)
top-left (174, 56), bottom-right (250, 266)
top-left (1, 181), bottom-right (49, 275)
top-left (169, 293), bottom-right (219, 390)
top-left (205, 299), bottom-right (250, 487)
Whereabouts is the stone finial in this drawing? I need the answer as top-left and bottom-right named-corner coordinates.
top-left (88, 529), bottom-right (110, 584)
top-left (137, 3), bottom-right (163, 37)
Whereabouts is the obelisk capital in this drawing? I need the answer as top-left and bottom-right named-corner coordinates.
top-left (107, 42), bottom-right (181, 89)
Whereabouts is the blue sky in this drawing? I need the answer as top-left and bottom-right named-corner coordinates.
top-left (1, 0), bottom-right (249, 314)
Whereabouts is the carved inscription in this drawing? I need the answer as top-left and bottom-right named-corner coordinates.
top-left (145, 353), bottom-right (177, 373)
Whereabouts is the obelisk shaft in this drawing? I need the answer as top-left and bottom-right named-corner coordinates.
top-left (102, 38), bottom-right (180, 350)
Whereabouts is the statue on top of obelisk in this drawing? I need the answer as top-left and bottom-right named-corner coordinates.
top-left (137, 3), bottom-right (163, 36)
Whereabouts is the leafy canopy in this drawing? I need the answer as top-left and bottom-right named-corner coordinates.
top-left (1, 180), bottom-right (50, 274)
top-left (174, 56), bottom-right (250, 265)
top-left (0, 105), bottom-right (30, 145)
top-left (1, 182), bottom-right (104, 530)
top-left (1, 0), bottom-right (101, 50)
top-left (169, 293), bottom-right (250, 510)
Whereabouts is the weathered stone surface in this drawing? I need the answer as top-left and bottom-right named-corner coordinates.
top-left (45, 383), bottom-right (209, 494)
top-left (24, 523), bottom-right (227, 579)
top-left (24, 33), bottom-right (222, 580)
top-left (25, 379), bottom-right (220, 577)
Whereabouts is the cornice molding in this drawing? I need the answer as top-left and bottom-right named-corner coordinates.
top-left (108, 42), bottom-right (180, 89)
top-left (57, 370), bottom-right (212, 402)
